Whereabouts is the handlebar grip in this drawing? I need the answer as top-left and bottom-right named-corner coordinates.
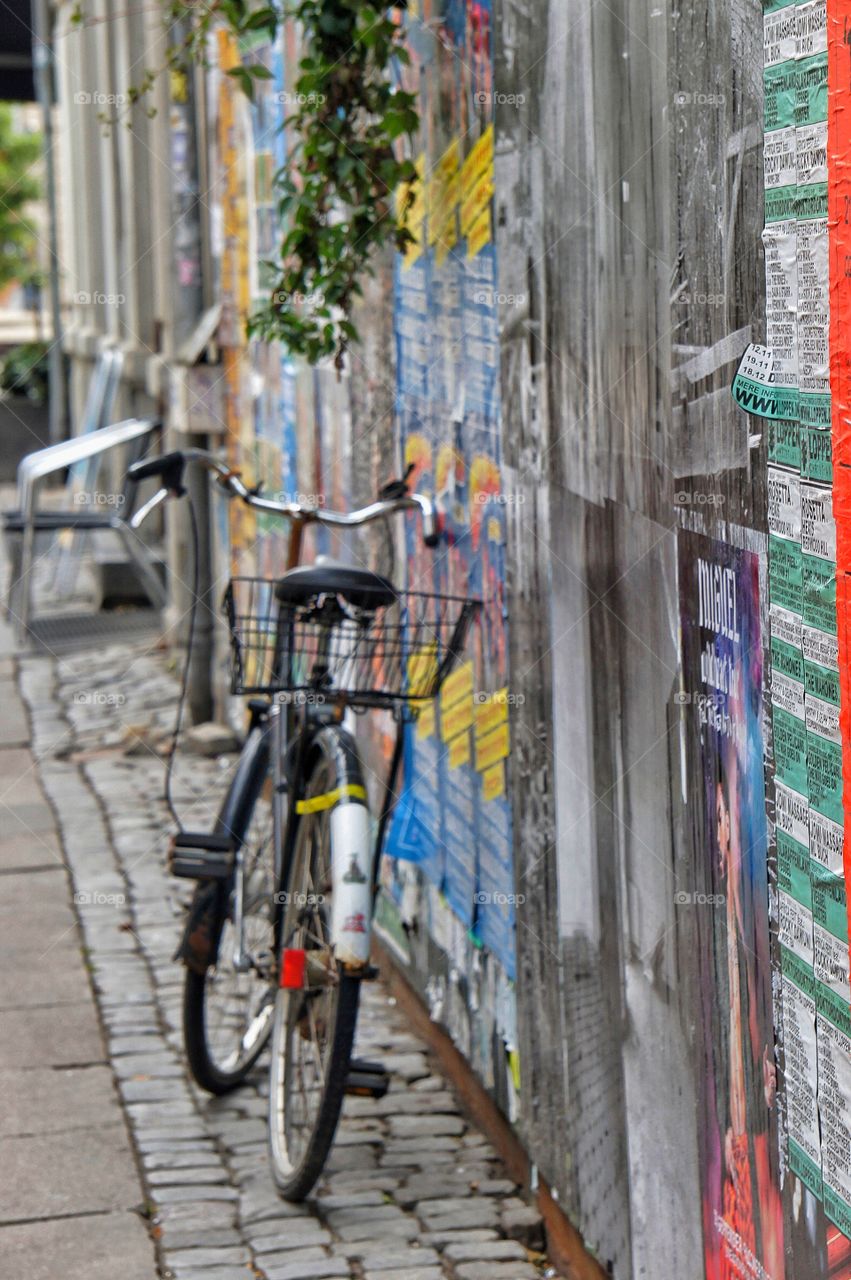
top-left (127, 451), bottom-right (186, 493)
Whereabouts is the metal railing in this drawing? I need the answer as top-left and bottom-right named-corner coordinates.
top-left (11, 417), bottom-right (166, 641)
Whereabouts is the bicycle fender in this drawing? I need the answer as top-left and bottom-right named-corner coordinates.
top-left (174, 723), bottom-right (270, 974)
top-left (330, 801), bottom-right (372, 968)
top-left (173, 882), bottom-right (224, 974)
top-left (307, 727), bottom-right (372, 971)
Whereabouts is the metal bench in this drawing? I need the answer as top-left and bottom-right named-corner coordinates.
top-left (4, 417), bottom-right (168, 643)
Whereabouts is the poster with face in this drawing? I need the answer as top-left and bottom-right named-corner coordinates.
top-left (679, 532), bottom-right (784, 1280)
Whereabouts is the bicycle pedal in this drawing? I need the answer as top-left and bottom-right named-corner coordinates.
top-left (345, 1059), bottom-right (390, 1099)
top-left (168, 832), bottom-right (235, 881)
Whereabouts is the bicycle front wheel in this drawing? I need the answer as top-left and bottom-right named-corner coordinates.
top-left (183, 725), bottom-right (277, 1093)
top-left (268, 749), bottom-right (362, 1200)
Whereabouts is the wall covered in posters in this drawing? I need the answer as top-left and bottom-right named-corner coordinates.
top-left (170, 0), bottom-right (851, 1275)
top-left (490, 0), bottom-right (851, 1274)
top-left (381, 1), bottom-right (518, 1083)
top-left (206, 3), bottom-right (519, 1108)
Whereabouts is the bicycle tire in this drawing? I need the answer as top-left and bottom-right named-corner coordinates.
top-left (183, 725), bottom-right (277, 1094)
top-left (268, 743), bottom-right (364, 1200)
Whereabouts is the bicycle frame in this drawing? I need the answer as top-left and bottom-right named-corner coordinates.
top-left (130, 447), bottom-right (433, 978)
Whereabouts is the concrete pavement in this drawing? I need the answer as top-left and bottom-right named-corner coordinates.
top-left (0, 625), bottom-right (155, 1277)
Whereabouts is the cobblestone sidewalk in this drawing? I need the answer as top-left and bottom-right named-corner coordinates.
top-left (19, 641), bottom-right (554, 1280)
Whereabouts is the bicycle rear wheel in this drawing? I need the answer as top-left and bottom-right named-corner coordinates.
top-left (183, 726), bottom-right (277, 1093)
top-left (268, 751), bottom-right (361, 1200)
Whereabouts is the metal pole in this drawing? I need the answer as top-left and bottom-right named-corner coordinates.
top-left (32, 0), bottom-right (65, 442)
top-left (32, 0), bottom-right (66, 443)
top-left (186, 444), bottom-right (213, 724)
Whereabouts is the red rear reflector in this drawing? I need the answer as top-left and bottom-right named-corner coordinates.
top-left (281, 948), bottom-right (306, 988)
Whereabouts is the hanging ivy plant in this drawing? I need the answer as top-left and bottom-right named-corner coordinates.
top-left (70, 1), bottom-right (419, 366)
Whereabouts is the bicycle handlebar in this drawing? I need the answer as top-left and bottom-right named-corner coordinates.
top-left (127, 449), bottom-right (440, 546)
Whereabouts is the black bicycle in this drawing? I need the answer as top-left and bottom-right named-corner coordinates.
top-left (127, 448), bottom-right (478, 1199)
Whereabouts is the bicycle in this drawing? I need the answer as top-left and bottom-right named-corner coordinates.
top-left (126, 448), bottom-right (478, 1199)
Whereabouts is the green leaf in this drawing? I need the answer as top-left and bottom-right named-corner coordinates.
top-left (226, 66), bottom-right (255, 99)
top-left (241, 7), bottom-right (279, 33)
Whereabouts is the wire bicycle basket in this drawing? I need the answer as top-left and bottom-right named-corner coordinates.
top-left (223, 577), bottom-right (481, 709)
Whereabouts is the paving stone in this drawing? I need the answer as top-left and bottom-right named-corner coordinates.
top-left (379, 1053), bottom-right (432, 1080)
top-left (137, 1131), bottom-right (212, 1152)
top-left (453, 1265), bottom-right (538, 1280)
top-left (325, 1145), bottom-right (380, 1171)
top-left (148, 1166), bottom-right (230, 1186)
top-left (138, 1137), bottom-right (217, 1154)
top-left (252, 1248), bottom-right (332, 1269)
top-left (334, 1217), bottom-right (420, 1243)
top-left (333, 1245), bottom-right (441, 1269)
top-left (156, 1202), bottom-right (239, 1227)
top-left (362, 1270), bottom-right (443, 1280)
top-left (499, 1199), bottom-right (545, 1250)
top-left (315, 1190), bottom-right (389, 1210)
top-left (374, 1090), bottom-right (457, 1116)
top-left (388, 1114), bottom-right (466, 1138)
top-left (323, 1203), bottom-right (408, 1227)
top-left (158, 1228), bottom-right (244, 1250)
top-left (261, 1261), bottom-right (349, 1280)
top-left (164, 1246), bottom-right (251, 1268)
top-left (249, 1223), bottom-right (333, 1251)
top-left (324, 1172), bottom-right (404, 1195)
top-left (332, 1126), bottom-right (384, 1147)
top-left (165, 1269), bottom-right (253, 1280)
top-left (128, 1102), bottom-right (198, 1124)
top-left (143, 1149), bottom-right (221, 1170)
top-left (212, 1118), bottom-right (268, 1146)
top-left (443, 1240), bottom-right (529, 1263)
top-left (421, 1212), bottom-right (502, 1237)
top-left (476, 1179), bottom-right (519, 1196)
top-left (382, 1136), bottom-right (461, 1155)
top-left (416, 1196), bottom-right (498, 1220)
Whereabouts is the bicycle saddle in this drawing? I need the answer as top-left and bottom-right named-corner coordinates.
top-left (274, 564), bottom-right (398, 610)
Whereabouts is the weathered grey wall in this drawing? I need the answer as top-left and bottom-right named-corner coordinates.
top-left (494, 0), bottom-right (768, 1275)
